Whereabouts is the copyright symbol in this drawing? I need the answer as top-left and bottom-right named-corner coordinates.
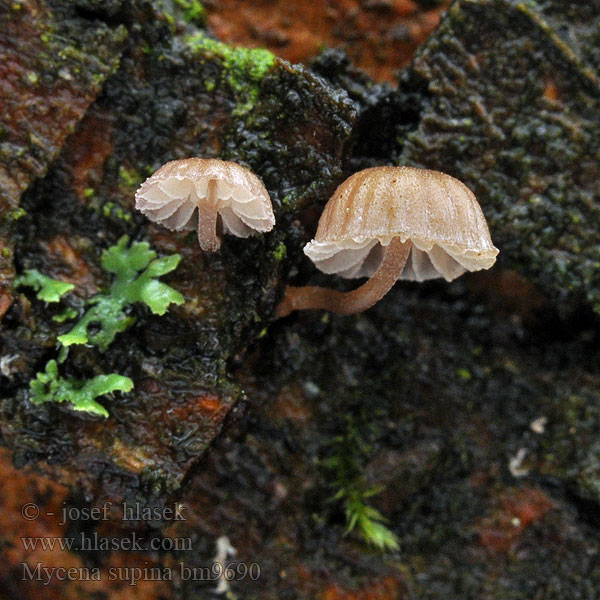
top-left (22, 503), bottom-right (39, 520)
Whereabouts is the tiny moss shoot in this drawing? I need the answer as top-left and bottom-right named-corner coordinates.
top-left (16, 270), bottom-right (75, 303)
top-left (323, 417), bottom-right (400, 552)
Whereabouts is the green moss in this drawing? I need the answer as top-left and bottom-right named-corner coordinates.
top-left (173, 0), bottom-right (206, 24)
top-left (7, 208), bottom-right (26, 221)
top-left (323, 415), bottom-right (400, 552)
top-left (102, 201), bottom-right (132, 222)
top-left (272, 243), bottom-right (287, 261)
top-left (162, 10), bottom-right (175, 31)
top-left (185, 32), bottom-right (275, 115)
top-left (119, 166), bottom-right (144, 189)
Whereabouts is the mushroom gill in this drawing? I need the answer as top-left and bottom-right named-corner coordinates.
top-left (135, 158), bottom-right (275, 252)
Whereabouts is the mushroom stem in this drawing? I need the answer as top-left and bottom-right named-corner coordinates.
top-left (197, 179), bottom-right (221, 252)
top-left (275, 238), bottom-right (412, 318)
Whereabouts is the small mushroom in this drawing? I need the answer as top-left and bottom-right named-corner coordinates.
top-left (276, 166), bottom-right (499, 317)
top-left (135, 158), bottom-right (275, 252)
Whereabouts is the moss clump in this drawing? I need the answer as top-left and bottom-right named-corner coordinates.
top-left (272, 243), bottom-right (287, 261)
top-left (118, 165), bottom-right (144, 189)
top-left (172, 0), bottom-right (206, 25)
top-left (184, 32), bottom-right (275, 115)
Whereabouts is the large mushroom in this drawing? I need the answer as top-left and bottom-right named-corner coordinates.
top-left (276, 166), bottom-right (499, 317)
top-left (135, 158), bottom-right (275, 252)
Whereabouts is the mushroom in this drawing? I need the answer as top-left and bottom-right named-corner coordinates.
top-left (275, 166), bottom-right (499, 317)
top-left (135, 158), bottom-right (275, 252)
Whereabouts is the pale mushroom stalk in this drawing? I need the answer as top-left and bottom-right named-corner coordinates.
top-left (196, 179), bottom-right (221, 252)
top-left (276, 238), bottom-right (412, 317)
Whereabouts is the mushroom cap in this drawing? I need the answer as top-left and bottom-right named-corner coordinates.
top-left (304, 166), bottom-right (499, 282)
top-left (135, 158), bottom-right (275, 238)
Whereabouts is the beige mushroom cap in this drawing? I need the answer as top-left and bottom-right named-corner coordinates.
top-left (304, 166), bottom-right (499, 282)
top-left (135, 158), bottom-right (275, 239)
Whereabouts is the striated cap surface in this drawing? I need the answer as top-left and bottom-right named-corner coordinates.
top-left (304, 166), bottom-right (499, 281)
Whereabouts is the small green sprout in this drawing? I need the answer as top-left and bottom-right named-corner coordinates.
top-left (58, 236), bottom-right (184, 350)
top-left (16, 270), bottom-right (75, 303)
top-left (323, 419), bottom-right (400, 552)
top-left (340, 488), bottom-right (400, 552)
top-left (30, 360), bottom-right (133, 418)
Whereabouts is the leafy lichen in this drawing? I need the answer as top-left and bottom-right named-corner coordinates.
top-left (16, 269), bottom-right (75, 303)
top-left (25, 237), bottom-right (183, 417)
top-left (29, 360), bottom-right (133, 418)
top-left (58, 235), bottom-right (184, 350)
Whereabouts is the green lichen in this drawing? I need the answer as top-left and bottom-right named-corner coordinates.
top-left (184, 32), bottom-right (275, 115)
top-left (58, 236), bottom-right (184, 350)
top-left (16, 270), bottom-right (75, 303)
top-left (29, 360), bottom-right (133, 418)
